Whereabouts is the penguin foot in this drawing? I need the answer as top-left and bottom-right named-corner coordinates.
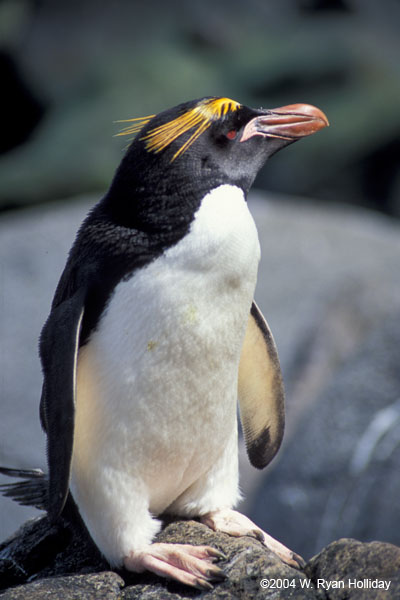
top-left (123, 542), bottom-right (227, 590)
top-left (200, 508), bottom-right (305, 570)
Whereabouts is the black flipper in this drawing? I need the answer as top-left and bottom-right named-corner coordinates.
top-left (0, 467), bottom-right (47, 510)
top-left (39, 288), bottom-right (85, 521)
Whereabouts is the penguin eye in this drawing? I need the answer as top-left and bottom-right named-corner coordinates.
top-left (226, 130), bottom-right (237, 140)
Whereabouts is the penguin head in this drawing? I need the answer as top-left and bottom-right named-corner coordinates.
top-left (117, 96), bottom-right (328, 195)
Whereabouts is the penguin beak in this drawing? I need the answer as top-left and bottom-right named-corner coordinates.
top-left (240, 103), bottom-right (329, 143)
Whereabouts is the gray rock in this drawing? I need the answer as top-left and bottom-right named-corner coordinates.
top-left (0, 514), bottom-right (313, 599)
top-left (242, 194), bottom-right (400, 535)
top-left (1, 515), bottom-right (400, 598)
top-left (306, 538), bottom-right (400, 599)
top-left (251, 310), bottom-right (400, 558)
top-left (0, 197), bottom-right (94, 539)
top-left (0, 572), bottom-right (124, 600)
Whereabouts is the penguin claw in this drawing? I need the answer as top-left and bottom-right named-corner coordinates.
top-left (200, 508), bottom-right (305, 570)
top-left (207, 548), bottom-right (227, 561)
top-left (291, 551), bottom-right (307, 570)
top-left (207, 568), bottom-right (228, 581)
top-left (195, 578), bottom-right (214, 591)
top-left (124, 542), bottom-right (227, 589)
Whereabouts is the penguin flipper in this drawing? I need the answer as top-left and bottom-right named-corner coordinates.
top-left (238, 301), bottom-right (285, 469)
top-left (39, 288), bottom-right (85, 520)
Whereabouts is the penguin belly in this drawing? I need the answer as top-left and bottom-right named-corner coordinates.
top-left (70, 184), bottom-right (261, 564)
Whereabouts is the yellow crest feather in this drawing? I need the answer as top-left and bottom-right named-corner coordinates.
top-left (115, 115), bottom-right (156, 137)
top-left (117, 97), bottom-right (241, 161)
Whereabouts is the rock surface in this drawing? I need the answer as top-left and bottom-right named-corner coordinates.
top-left (1, 515), bottom-right (400, 599)
top-left (248, 196), bottom-right (400, 558)
top-left (251, 311), bottom-right (400, 559)
top-left (0, 573), bottom-right (124, 600)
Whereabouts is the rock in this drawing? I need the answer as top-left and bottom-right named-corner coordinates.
top-left (306, 538), bottom-right (400, 599)
top-left (0, 573), bottom-right (124, 600)
top-left (243, 194), bottom-right (400, 558)
top-left (0, 197), bottom-right (92, 540)
top-left (0, 515), bottom-right (312, 599)
top-left (250, 310), bottom-right (400, 559)
top-left (1, 516), bottom-right (400, 598)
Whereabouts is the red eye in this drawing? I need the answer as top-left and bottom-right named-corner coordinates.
top-left (226, 130), bottom-right (237, 140)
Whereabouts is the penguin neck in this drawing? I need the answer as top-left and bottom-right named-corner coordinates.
top-left (103, 162), bottom-right (231, 246)
top-left (103, 185), bottom-right (199, 247)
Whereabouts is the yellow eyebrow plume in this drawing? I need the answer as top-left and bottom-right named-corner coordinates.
top-left (117, 97), bottom-right (241, 161)
top-left (115, 115), bottom-right (156, 137)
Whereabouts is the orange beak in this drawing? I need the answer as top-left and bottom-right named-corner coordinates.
top-left (241, 103), bottom-right (329, 142)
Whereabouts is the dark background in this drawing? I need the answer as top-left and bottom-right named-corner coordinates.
top-left (1, 0), bottom-right (399, 216)
top-left (1, 0), bottom-right (400, 560)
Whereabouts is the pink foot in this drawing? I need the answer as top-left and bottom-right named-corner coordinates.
top-left (200, 508), bottom-right (305, 569)
top-left (124, 542), bottom-right (227, 590)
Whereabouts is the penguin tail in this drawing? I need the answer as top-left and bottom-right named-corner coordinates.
top-left (0, 466), bottom-right (47, 511)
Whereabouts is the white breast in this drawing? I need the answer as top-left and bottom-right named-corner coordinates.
top-left (71, 183), bottom-right (260, 529)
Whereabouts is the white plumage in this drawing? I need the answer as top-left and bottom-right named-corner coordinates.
top-left (71, 184), bottom-right (260, 565)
